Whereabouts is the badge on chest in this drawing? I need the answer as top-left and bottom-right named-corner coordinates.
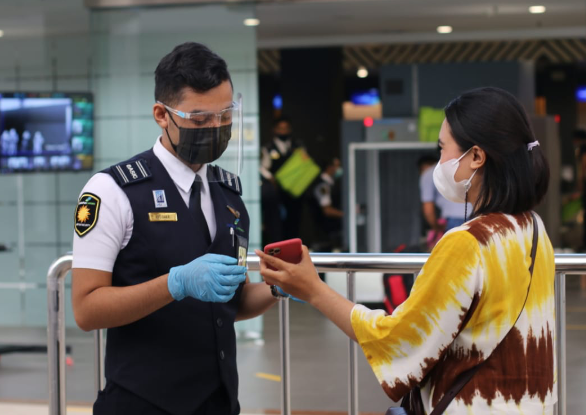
top-left (152, 190), bottom-right (167, 208)
top-left (149, 189), bottom-right (176, 221)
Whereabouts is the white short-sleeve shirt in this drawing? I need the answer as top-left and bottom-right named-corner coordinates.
top-left (313, 173), bottom-right (334, 208)
top-left (72, 136), bottom-right (217, 272)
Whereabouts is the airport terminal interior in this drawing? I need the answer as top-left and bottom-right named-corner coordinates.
top-left (0, 0), bottom-right (585, 414)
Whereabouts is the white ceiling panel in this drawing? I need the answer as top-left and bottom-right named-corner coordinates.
top-left (0, 0), bottom-right (583, 48)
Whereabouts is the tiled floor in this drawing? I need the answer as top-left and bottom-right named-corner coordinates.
top-left (0, 403), bottom-right (91, 415)
top-left (0, 277), bottom-right (585, 414)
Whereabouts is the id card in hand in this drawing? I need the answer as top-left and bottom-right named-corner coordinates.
top-left (236, 235), bottom-right (248, 267)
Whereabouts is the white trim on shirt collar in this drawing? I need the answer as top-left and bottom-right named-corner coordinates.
top-left (274, 137), bottom-right (291, 154)
top-left (153, 136), bottom-right (208, 194)
top-left (320, 172), bottom-right (334, 185)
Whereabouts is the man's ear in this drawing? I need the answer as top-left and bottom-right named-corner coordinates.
top-left (153, 103), bottom-right (169, 129)
top-left (470, 145), bottom-right (486, 170)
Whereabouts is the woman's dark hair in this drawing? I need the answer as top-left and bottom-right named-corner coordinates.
top-left (444, 87), bottom-right (549, 216)
top-left (154, 42), bottom-right (231, 105)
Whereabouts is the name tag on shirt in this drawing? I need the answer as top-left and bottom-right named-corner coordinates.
top-left (148, 212), bottom-right (178, 222)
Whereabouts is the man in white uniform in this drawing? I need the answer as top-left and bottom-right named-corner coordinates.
top-left (72, 42), bottom-right (288, 415)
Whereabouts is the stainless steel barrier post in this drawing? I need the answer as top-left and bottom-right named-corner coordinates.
top-left (347, 271), bottom-right (358, 415)
top-left (47, 254), bottom-right (73, 415)
top-left (348, 144), bottom-right (358, 253)
top-left (94, 329), bottom-right (105, 393)
top-left (555, 272), bottom-right (566, 415)
top-left (279, 298), bottom-right (291, 415)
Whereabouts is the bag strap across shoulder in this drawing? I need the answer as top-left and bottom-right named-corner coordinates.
top-left (429, 213), bottom-right (539, 415)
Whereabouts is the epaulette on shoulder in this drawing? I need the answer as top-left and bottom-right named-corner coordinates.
top-left (211, 165), bottom-right (242, 196)
top-left (110, 159), bottom-right (152, 187)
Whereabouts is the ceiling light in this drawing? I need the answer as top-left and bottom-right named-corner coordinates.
top-left (243, 18), bottom-right (260, 27)
top-left (357, 67), bottom-right (368, 78)
top-left (0, 30), bottom-right (4, 38)
top-left (437, 26), bottom-right (453, 34)
top-left (529, 5), bottom-right (546, 14)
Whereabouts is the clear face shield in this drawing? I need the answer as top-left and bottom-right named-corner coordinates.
top-left (159, 93), bottom-right (243, 181)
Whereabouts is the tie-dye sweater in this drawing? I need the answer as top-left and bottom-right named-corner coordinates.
top-left (351, 212), bottom-right (556, 414)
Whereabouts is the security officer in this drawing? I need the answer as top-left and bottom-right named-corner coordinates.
top-left (260, 117), bottom-right (301, 243)
top-left (310, 156), bottom-right (343, 252)
top-left (260, 117), bottom-right (297, 181)
top-left (72, 42), bottom-right (286, 415)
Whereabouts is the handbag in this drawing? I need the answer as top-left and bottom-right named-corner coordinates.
top-left (386, 213), bottom-right (539, 415)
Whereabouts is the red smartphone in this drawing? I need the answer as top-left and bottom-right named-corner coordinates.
top-left (263, 238), bottom-right (303, 271)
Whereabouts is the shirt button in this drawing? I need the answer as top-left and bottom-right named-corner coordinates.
top-left (220, 350), bottom-right (225, 360)
top-left (217, 318), bottom-right (223, 327)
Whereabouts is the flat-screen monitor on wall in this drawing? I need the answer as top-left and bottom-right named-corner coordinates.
top-left (0, 92), bottom-right (93, 173)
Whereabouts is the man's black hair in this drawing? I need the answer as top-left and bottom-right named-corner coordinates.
top-left (154, 42), bottom-right (231, 106)
top-left (317, 155), bottom-right (339, 171)
top-left (273, 116), bottom-right (292, 129)
top-left (444, 87), bottom-right (549, 217)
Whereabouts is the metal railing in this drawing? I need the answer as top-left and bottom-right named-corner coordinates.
top-left (48, 253), bottom-right (586, 415)
top-left (46, 254), bottom-right (72, 415)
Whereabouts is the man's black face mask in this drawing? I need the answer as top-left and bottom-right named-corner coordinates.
top-left (166, 112), bottom-right (232, 165)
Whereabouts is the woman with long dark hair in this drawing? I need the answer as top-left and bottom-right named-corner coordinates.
top-left (257, 87), bottom-right (555, 414)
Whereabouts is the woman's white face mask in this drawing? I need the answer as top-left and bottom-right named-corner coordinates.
top-left (432, 148), bottom-right (478, 204)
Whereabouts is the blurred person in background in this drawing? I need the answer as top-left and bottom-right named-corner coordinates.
top-left (419, 154), bottom-right (472, 250)
top-left (573, 129), bottom-right (586, 291)
top-left (260, 117), bottom-right (303, 243)
top-left (310, 156), bottom-right (343, 252)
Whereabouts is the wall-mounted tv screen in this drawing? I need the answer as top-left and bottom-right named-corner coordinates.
top-left (0, 92), bottom-right (93, 173)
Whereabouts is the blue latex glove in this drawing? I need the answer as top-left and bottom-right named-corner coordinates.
top-left (275, 286), bottom-right (306, 304)
top-left (168, 254), bottom-right (247, 302)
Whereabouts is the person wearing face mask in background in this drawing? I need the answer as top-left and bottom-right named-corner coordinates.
top-left (257, 87), bottom-right (556, 415)
top-left (309, 156), bottom-right (344, 253)
top-left (260, 117), bottom-right (303, 243)
top-left (71, 42), bottom-right (284, 415)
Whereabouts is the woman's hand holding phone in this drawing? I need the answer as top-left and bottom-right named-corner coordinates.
top-left (256, 243), bottom-right (323, 304)
top-left (263, 238), bottom-right (303, 271)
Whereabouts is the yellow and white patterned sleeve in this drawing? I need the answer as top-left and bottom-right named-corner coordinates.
top-left (351, 230), bottom-right (481, 401)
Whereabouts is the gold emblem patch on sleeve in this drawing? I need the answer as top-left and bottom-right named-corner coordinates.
top-left (75, 193), bottom-right (101, 237)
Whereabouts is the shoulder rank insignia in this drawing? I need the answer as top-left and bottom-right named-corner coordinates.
top-left (211, 165), bottom-right (242, 196)
top-left (111, 159), bottom-right (152, 187)
top-left (75, 193), bottom-right (101, 237)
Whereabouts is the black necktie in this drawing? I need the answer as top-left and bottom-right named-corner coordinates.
top-left (190, 174), bottom-right (211, 245)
